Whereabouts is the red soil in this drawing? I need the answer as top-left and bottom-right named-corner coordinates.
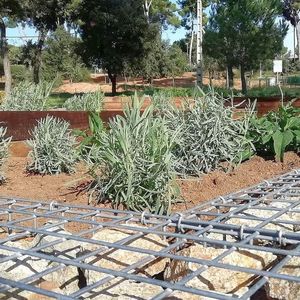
top-left (0, 153), bottom-right (299, 213)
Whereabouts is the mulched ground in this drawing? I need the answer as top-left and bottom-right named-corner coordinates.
top-left (0, 152), bottom-right (299, 213)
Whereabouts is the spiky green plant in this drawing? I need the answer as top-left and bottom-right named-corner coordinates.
top-left (63, 91), bottom-right (104, 112)
top-left (27, 116), bottom-right (78, 174)
top-left (160, 89), bottom-right (254, 175)
top-left (87, 94), bottom-right (179, 214)
top-left (0, 126), bottom-right (12, 183)
top-left (1, 82), bottom-right (53, 111)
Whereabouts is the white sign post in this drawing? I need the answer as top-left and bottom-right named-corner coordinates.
top-left (273, 60), bottom-right (282, 85)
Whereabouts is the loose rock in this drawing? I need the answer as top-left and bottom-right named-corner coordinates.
top-left (164, 243), bottom-right (276, 298)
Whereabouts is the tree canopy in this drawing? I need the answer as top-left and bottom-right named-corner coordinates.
top-left (79, 0), bottom-right (156, 94)
top-left (206, 0), bottom-right (287, 93)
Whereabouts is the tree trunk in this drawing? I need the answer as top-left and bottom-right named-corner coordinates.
top-left (189, 23), bottom-right (194, 65)
top-left (0, 20), bottom-right (12, 95)
top-left (33, 29), bottom-right (47, 84)
top-left (108, 73), bottom-right (117, 95)
top-left (240, 64), bottom-right (247, 95)
top-left (227, 64), bottom-right (234, 88)
top-left (296, 22), bottom-right (300, 62)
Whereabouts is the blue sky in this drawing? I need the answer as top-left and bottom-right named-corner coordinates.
top-left (7, 13), bottom-right (295, 55)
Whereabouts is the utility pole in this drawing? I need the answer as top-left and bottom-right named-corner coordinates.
top-left (196, 0), bottom-right (203, 87)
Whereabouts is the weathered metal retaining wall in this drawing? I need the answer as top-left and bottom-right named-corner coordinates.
top-left (0, 110), bottom-right (123, 141)
top-left (0, 97), bottom-right (299, 141)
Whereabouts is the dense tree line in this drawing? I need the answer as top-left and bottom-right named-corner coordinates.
top-left (0, 0), bottom-right (293, 94)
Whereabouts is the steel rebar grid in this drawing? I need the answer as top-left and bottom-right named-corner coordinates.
top-left (0, 170), bottom-right (298, 299)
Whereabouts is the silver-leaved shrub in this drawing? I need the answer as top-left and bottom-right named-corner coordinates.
top-left (63, 91), bottom-right (104, 112)
top-left (0, 126), bottom-right (11, 183)
top-left (87, 95), bottom-right (179, 214)
top-left (27, 116), bottom-right (78, 174)
top-left (159, 89), bottom-right (254, 175)
top-left (1, 81), bottom-right (53, 111)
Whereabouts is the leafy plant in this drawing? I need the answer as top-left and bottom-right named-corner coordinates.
top-left (27, 116), bottom-right (78, 174)
top-left (249, 103), bottom-right (300, 162)
top-left (86, 94), bottom-right (179, 214)
top-left (0, 126), bottom-right (12, 183)
top-left (63, 91), bottom-right (104, 112)
top-left (160, 89), bottom-right (254, 175)
top-left (1, 81), bottom-right (53, 111)
top-left (75, 112), bottom-right (105, 163)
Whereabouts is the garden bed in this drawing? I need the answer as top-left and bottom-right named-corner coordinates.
top-left (0, 152), bottom-right (299, 216)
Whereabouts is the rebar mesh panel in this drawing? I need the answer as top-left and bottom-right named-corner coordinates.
top-left (0, 170), bottom-right (299, 299)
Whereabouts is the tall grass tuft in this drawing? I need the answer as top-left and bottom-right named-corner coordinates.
top-left (1, 82), bottom-right (53, 111)
top-left (27, 116), bottom-right (78, 174)
top-left (87, 94), bottom-right (179, 214)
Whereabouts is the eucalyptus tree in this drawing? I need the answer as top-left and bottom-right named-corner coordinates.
top-left (282, 0), bottom-right (300, 61)
top-left (208, 0), bottom-right (287, 94)
top-left (0, 0), bottom-right (24, 94)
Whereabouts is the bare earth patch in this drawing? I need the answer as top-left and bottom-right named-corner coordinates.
top-left (0, 152), bottom-right (299, 213)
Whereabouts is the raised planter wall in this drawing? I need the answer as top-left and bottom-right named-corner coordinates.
top-left (0, 110), bottom-right (124, 141)
top-left (1, 96), bottom-right (299, 142)
top-left (230, 97), bottom-right (300, 115)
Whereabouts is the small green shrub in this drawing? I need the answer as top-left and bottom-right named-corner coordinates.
top-left (27, 116), bottom-right (78, 174)
top-left (287, 76), bottom-right (300, 86)
top-left (75, 112), bottom-right (105, 163)
top-left (0, 91), bottom-right (5, 104)
top-left (0, 126), bottom-right (12, 183)
top-left (1, 82), bottom-right (53, 111)
top-left (249, 103), bottom-right (300, 162)
top-left (11, 65), bottom-right (31, 82)
top-left (63, 91), bottom-right (104, 112)
top-left (86, 95), bottom-right (178, 214)
top-left (161, 89), bottom-right (254, 175)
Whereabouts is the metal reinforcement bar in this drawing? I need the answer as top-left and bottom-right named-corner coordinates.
top-left (0, 169), bottom-right (299, 299)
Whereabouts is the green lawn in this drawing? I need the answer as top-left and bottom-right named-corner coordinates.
top-left (46, 93), bottom-right (73, 108)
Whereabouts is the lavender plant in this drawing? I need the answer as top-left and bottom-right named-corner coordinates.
top-left (1, 82), bottom-right (53, 111)
top-left (0, 126), bottom-right (11, 183)
top-left (159, 89), bottom-right (254, 175)
top-left (63, 91), bottom-right (104, 112)
top-left (27, 116), bottom-right (78, 174)
top-left (86, 94), bottom-right (179, 214)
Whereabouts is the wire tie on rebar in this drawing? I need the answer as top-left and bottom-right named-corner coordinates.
top-left (239, 225), bottom-right (245, 240)
top-left (219, 196), bottom-right (226, 204)
top-left (264, 180), bottom-right (270, 186)
top-left (49, 201), bottom-right (58, 211)
top-left (278, 230), bottom-right (283, 246)
top-left (177, 213), bottom-right (184, 233)
top-left (141, 211), bottom-right (147, 225)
